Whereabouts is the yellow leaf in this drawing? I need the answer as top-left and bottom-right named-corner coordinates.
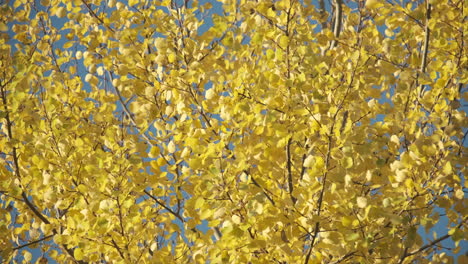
top-left (341, 216), bottom-right (352, 227)
top-left (315, 156), bottom-right (325, 169)
top-left (38, 159), bottom-right (48, 170)
top-left (383, 198), bottom-right (391, 207)
top-left (77, 184), bottom-right (87, 193)
top-left (96, 66), bottom-right (104, 76)
top-left (315, 252), bottom-right (323, 262)
top-left (205, 89), bottom-right (215, 100)
top-left (75, 51), bottom-right (83, 59)
top-left (195, 197), bottom-right (205, 209)
top-left (75, 138), bottom-right (84, 147)
top-left (167, 141), bottom-right (176, 153)
top-left (129, 0), bottom-right (139, 6)
top-left (303, 155), bottom-right (314, 167)
top-left (165, 105), bottom-right (174, 115)
top-left (32, 155), bottom-right (40, 166)
top-left (454, 189), bottom-right (464, 200)
top-left (232, 215), bottom-right (241, 224)
top-left (442, 162), bottom-right (452, 174)
top-left (266, 49), bottom-right (275, 60)
top-left (24, 251), bottom-right (32, 262)
top-left (366, 170), bottom-right (372, 181)
top-left (168, 53), bottom-right (176, 63)
top-left (213, 208), bottom-right (226, 218)
top-left (56, 6), bottom-right (66, 18)
top-left (395, 169), bottom-right (406, 182)
top-left (85, 74), bottom-right (93, 83)
top-left (40, 222), bottom-right (52, 234)
top-left (63, 41), bottom-right (74, 49)
top-left (74, 248), bottom-right (84, 261)
top-left (180, 147), bottom-right (190, 158)
top-left (149, 146), bottom-right (160, 158)
top-left (99, 200), bottom-right (112, 210)
top-left (0, 22), bottom-right (8, 31)
top-left (116, 2), bottom-right (125, 9)
top-left (279, 35), bottom-right (288, 48)
top-left (365, 0), bottom-right (383, 9)
top-left (341, 156), bottom-right (353, 169)
top-left (150, 242), bottom-right (157, 252)
top-left (356, 197), bottom-right (367, 208)
top-left (346, 232), bottom-right (360, 241)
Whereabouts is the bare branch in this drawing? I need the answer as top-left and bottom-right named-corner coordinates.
top-left (143, 190), bottom-right (184, 222)
top-left (400, 218), bottom-right (467, 262)
top-left (286, 138), bottom-right (296, 204)
top-left (13, 234), bottom-right (54, 250)
top-left (330, 0), bottom-right (343, 49)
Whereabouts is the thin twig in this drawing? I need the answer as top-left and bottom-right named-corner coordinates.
top-left (400, 218), bottom-right (467, 262)
top-left (80, 0), bottom-right (115, 33)
top-left (110, 72), bottom-right (170, 164)
top-left (111, 238), bottom-right (127, 260)
top-left (143, 190), bottom-right (184, 222)
top-left (286, 138), bottom-right (296, 204)
top-left (13, 234), bottom-right (54, 250)
top-left (247, 170), bottom-right (276, 206)
top-left (330, 251), bottom-right (357, 264)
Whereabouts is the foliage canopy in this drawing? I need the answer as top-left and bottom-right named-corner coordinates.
top-left (0, 0), bottom-right (467, 263)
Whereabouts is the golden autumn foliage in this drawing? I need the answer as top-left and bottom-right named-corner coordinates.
top-left (0, 0), bottom-right (467, 263)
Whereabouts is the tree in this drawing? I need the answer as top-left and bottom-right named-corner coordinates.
top-left (0, 0), bottom-right (466, 263)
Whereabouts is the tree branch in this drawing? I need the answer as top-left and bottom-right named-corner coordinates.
top-left (419, 1), bottom-right (431, 97)
top-left (400, 218), bottom-right (466, 262)
top-left (318, 0), bottom-right (327, 30)
top-left (330, 251), bottom-right (357, 264)
top-left (1, 81), bottom-right (87, 264)
top-left (330, 0), bottom-right (343, 49)
top-left (304, 110), bottom-right (340, 264)
top-left (13, 234), bottom-right (54, 250)
top-left (143, 190), bottom-right (184, 222)
top-left (80, 0), bottom-right (115, 33)
top-left (322, 0), bottom-right (343, 55)
top-left (248, 171), bottom-right (276, 206)
top-left (111, 238), bottom-right (127, 261)
top-left (286, 138), bottom-right (296, 204)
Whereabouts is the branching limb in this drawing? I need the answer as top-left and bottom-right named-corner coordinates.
top-left (304, 135), bottom-right (333, 264)
top-left (1, 82), bottom-right (86, 264)
top-left (304, 105), bottom-right (343, 264)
